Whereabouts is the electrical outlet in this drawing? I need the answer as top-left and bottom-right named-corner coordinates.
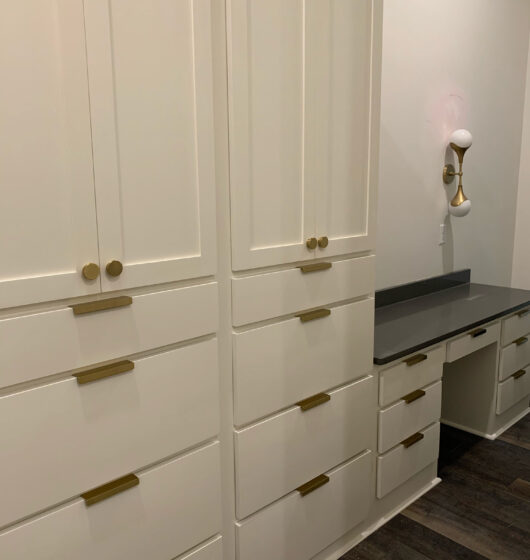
top-left (439, 224), bottom-right (446, 245)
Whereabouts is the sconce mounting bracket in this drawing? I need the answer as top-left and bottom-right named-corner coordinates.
top-left (443, 163), bottom-right (456, 184)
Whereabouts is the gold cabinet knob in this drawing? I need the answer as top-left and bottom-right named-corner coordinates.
top-left (82, 263), bottom-right (100, 281)
top-left (306, 237), bottom-right (318, 250)
top-left (318, 236), bottom-right (329, 248)
top-left (106, 260), bottom-right (123, 277)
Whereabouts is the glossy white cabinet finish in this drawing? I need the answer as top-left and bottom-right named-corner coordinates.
top-left (85, 0), bottom-right (216, 290)
top-left (235, 376), bottom-right (374, 518)
top-left (497, 368), bottom-right (530, 415)
top-left (0, 1), bottom-right (99, 309)
top-left (233, 298), bottom-right (374, 425)
top-left (0, 283), bottom-right (217, 389)
top-left (499, 337), bottom-right (530, 381)
top-left (501, 309), bottom-right (530, 346)
top-left (0, 442), bottom-right (222, 560)
top-left (446, 322), bottom-right (500, 363)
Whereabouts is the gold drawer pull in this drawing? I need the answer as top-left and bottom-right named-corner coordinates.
top-left (470, 328), bottom-right (487, 338)
top-left (403, 354), bottom-right (427, 367)
top-left (517, 309), bottom-right (529, 318)
top-left (297, 262), bottom-right (332, 273)
top-left (73, 360), bottom-right (134, 385)
top-left (296, 474), bottom-right (330, 497)
top-left (81, 473), bottom-right (139, 506)
top-left (296, 392), bottom-right (331, 411)
top-left (401, 389), bottom-right (426, 404)
top-left (70, 296), bottom-right (132, 315)
top-left (401, 432), bottom-right (424, 449)
top-left (296, 308), bottom-right (331, 323)
top-left (515, 337), bottom-right (529, 346)
top-left (513, 369), bottom-right (527, 380)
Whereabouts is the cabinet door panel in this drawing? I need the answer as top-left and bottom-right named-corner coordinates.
top-left (0, 0), bottom-right (100, 309)
top-left (85, 0), bottom-right (216, 290)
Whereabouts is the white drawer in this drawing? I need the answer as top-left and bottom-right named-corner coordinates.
top-left (0, 339), bottom-right (219, 529)
top-left (378, 381), bottom-right (442, 453)
top-left (496, 367), bottom-right (530, 415)
top-left (236, 450), bottom-right (372, 560)
top-left (177, 537), bottom-right (222, 560)
top-left (232, 256), bottom-right (374, 326)
top-left (233, 298), bottom-right (374, 425)
top-left (501, 308), bottom-right (530, 347)
top-left (377, 422), bottom-right (440, 499)
top-left (499, 336), bottom-right (530, 381)
top-left (0, 442), bottom-right (221, 560)
top-left (234, 376), bottom-right (374, 518)
top-left (0, 283), bottom-right (218, 389)
top-left (446, 322), bottom-right (500, 363)
top-left (379, 346), bottom-right (444, 407)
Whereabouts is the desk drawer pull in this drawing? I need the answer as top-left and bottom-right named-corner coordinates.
top-left (297, 262), bottom-right (332, 273)
top-left (401, 432), bottom-right (424, 449)
top-left (403, 354), bottom-right (427, 367)
top-left (401, 389), bottom-right (426, 404)
top-left (517, 309), bottom-right (529, 318)
top-left (81, 473), bottom-right (139, 506)
top-left (296, 392), bottom-right (331, 411)
top-left (70, 296), bottom-right (132, 315)
top-left (73, 360), bottom-right (134, 385)
top-left (515, 337), bottom-right (529, 346)
top-left (296, 308), bottom-right (331, 322)
top-left (470, 328), bottom-right (487, 338)
top-left (513, 369), bottom-right (527, 380)
top-left (296, 474), bottom-right (330, 497)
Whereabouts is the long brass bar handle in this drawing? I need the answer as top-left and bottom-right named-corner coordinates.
top-left (70, 296), bottom-right (132, 316)
top-left (296, 308), bottom-right (331, 323)
top-left (297, 262), bottom-right (332, 273)
top-left (296, 392), bottom-right (331, 411)
top-left (401, 432), bottom-right (424, 449)
top-left (517, 309), bottom-right (529, 318)
top-left (515, 337), bottom-right (529, 346)
top-left (403, 354), bottom-right (427, 367)
top-left (513, 369), bottom-right (527, 380)
top-left (401, 389), bottom-right (426, 404)
top-left (296, 474), bottom-right (330, 497)
top-left (81, 473), bottom-right (139, 506)
top-left (73, 360), bottom-right (134, 385)
top-left (470, 328), bottom-right (487, 338)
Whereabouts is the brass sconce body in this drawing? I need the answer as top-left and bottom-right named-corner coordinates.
top-left (443, 130), bottom-right (472, 217)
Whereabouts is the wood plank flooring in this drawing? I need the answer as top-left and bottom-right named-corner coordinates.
top-left (341, 414), bottom-right (530, 560)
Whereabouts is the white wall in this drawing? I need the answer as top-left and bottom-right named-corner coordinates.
top-left (376, 0), bottom-right (530, 290)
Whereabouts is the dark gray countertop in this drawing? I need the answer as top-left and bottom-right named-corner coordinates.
top-left (374, 282), bottom-right (530, 365)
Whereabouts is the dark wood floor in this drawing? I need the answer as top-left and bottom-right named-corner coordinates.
top-left (341, 414), bottom-right (530, 560)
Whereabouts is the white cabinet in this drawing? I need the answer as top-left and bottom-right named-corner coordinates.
top-left (227, 0), bottom-right (378, 270)
top-left (0, 1), bottom-right (100, 309)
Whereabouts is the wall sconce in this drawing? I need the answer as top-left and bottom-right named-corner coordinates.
top-left (443, 129), bottom-right (473, 217)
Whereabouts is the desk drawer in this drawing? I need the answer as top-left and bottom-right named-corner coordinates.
top-left (496, 367), bottom-right (530, 415)
top-left (0, 442), bottom-right (221, 560)
top-left (232, 256), bottom-right (374, 326)
top-left (233, 298), bottom-right (374, 425)
top-left (0, 340), bottom-right (219, 529)
top-left (378, 381), bottom-right (442, 453)
top-left (0, 283), bottom-right (218, 389)
top-left (499, 337), bottom-right (530, 381)
top-left (501, 309), bottom-right (530, 347)
top-left (377, 423), bottom-right (440, 499)
top-left (446, 322), bottom-right (500, 363)
top-left (379, 346), bottom-right (444, 407)
top-left (234, 376), bottom-right (374, 518)
top-left (236, 450), bottom-right (372, 560)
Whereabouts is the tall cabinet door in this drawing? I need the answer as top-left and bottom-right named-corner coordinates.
top-left (0, 1), bottom-right (100, 309)
top-left (227, 0), bottom-right (317, 271)
top-left (84, 0), bottom-right (217, 292)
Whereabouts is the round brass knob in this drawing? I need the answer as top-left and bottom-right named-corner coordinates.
top-left (306, 237), bottom-right (318, 250)
top-left (318, 236), bottom-right (329, 248)
top-left (82, 263), bottom-right (100, 281)
top-left (106, 260), bottom-right (124, 277)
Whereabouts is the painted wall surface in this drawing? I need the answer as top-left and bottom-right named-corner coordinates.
top-left (376, 0), bottom-right (530, 290)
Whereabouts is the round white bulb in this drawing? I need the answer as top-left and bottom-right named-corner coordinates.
top-left (449, 129), bottom-right (473, 149)
top-left (448, 199), bottom-right (471, 217)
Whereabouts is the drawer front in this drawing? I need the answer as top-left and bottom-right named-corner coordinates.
top-left (501, 308), bottom-right (530, 347)
top-left (496, 367), bottom-right (530, 415)
top-left (0, 340), bottom-right (219, 528)
top-left (177, 537), bottom-right (222, 560)
top-left (377, 422), bottom-right (440, 499)
top-left (0, 283), bottom-right (218, 389)
top-left (235, 376), bottom-right (374, 518)
top-left (236, 450), bottom-right (372, 560)
top-left (499, 337), bottom-right (530, 381)
top-left (0, 442), bottom-right (221, 560)
top-left (234, 298), bottom-right (374, 425)
top-left (378, 381), bottom-right (442, 453)
top-left (446, 322), bottom-right (500, 363)
top-left (379, 346), bottom-right (444, 407)
top-left (232, 256), bottom-right (374, 326)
